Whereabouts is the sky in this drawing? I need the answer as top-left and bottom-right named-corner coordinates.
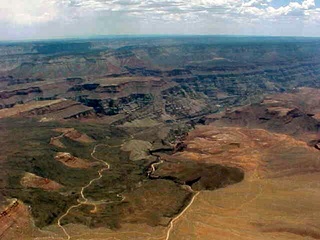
top-left (0, 0), bottom-right (320, 41)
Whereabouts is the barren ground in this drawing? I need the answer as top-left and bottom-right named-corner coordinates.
top-left (162, 126), bottom-right (320, 240)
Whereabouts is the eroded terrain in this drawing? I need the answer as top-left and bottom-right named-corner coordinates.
top-left (164, 126), bottom-right (320, 240)
top-left (0, 36), bottom-right (319, 240)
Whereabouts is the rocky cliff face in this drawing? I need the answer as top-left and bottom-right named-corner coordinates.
top-left (203, 87), bottom-right (320, 146)
top-left (0, 37), bottom-right (320, 124)
top-left (1, 37), bottom-right (320, 240)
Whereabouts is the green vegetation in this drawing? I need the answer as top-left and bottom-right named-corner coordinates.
top-left (0, 117), bottom-right (195, 230)
top-left (2, 37), bottom-right (320, 237)
top-left (0, 118), bottom-right (127, 228)
top-left (62, 179), bottom-right (192, 229)
top-left (83, 145), bottom-right (150, 201)
top-left (155, 160), bottom-right (244, 191)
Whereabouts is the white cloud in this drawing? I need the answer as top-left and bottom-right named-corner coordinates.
top-left (239, 0), bottom-right (317, 19)
top-left (0, 0), bottom-right (319, 39)
top-left (242, 0), bottom-right (269, 8)
top-left (302, 0), bottom-right (315, 9)
top-left (0, 0), bottom-right (61, 25)
top-left (0, 0), bottom-right (317, 25)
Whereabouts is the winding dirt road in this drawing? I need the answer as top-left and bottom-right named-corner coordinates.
top-left (147, 155), bottom-right (200, 240)
top-left (147, 159), bottom-right (164, 177)
top-left (57, 140), bottom-right (129, 240)
top-left (54, 133), bottom-right (197, 240)
top-left (164, 191), bottom-right (200, 240)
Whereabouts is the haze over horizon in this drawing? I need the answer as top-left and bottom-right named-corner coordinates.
top-left (0, 0), bottom-right (320, 41)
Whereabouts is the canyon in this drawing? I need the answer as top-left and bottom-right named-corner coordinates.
top-left (0, 36), bottom-right (319, 240)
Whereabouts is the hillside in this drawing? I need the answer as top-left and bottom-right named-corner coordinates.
top-left (0, 36), bottom-right (319, 240)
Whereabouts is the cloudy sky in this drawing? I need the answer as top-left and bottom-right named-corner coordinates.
top-left (0, 0), bottom-right (319, 40)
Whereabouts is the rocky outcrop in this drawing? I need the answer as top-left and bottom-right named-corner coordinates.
top-left (0, 87), bottom-right (42, 100)
top-left (1, 38), bottom-right (320, 124)
top-left (20, 172), bottom-right (63, 191)
top-left (54, 152), bottom-right (94, 169)
top-left (203, 88), bottom-right (320, 146)
top-left (0, 76), bottom-right (44, 86)
top-left (18, 100), bottom-right (95, 120)
top-left (80, 93), bottom-right (153, 115)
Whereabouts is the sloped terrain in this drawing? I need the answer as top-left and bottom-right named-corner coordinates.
top-left (0, 36), bottom-right (320, 240)
top-left (1, 37), bottom-right (320, 125)
top-left (163, 126), bottom-right (320, 240)
top-left (204, 87), bottom-right (320, 145)
top-left (20, 172), bottom-right (63, 191)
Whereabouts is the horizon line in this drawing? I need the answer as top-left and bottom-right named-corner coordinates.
top-left (1, 33), bottom-right (320, 44)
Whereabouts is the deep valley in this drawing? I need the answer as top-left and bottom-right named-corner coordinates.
top-left (0, 36), bottom-right (319, 240)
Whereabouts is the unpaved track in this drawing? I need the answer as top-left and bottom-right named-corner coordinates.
top-left (57, 134), bottom-right (196, 240)
top-left (147, 159), bottom-right (164, 177)
top-left (57, 137), bottom-right (132, 240)
top-left (51, 132), bottom-right (67, 141)
top-left (147, 156), bottom-right (199, 240)
top-left (164, 190), bottom-right (200, 240)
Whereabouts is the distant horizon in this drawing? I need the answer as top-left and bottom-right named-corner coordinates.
top-left (1, 33), bottom-right (320, 44)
